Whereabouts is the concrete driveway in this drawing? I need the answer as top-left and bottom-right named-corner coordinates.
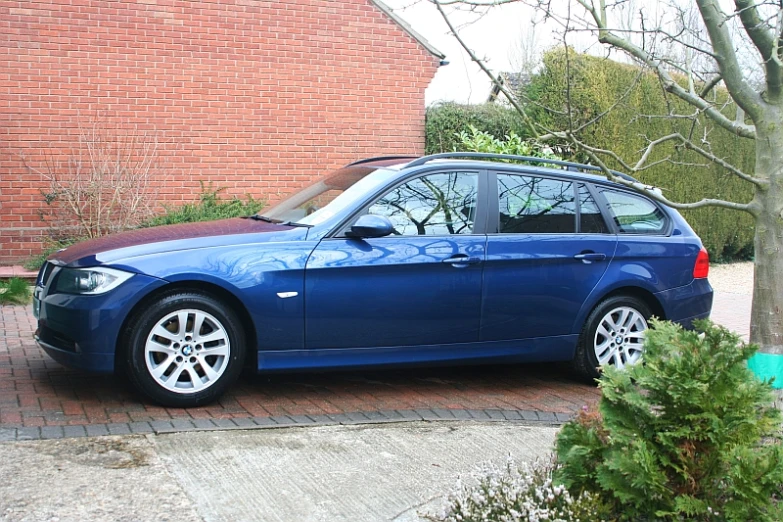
top-left (0, 262), bottom-right (754, 521)
top-left (1, 422), bottom-right (559, 522)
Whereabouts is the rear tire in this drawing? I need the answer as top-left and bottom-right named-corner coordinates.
top-left (124, 291), bottom-right (246, 407)
top-left (572, 295), bottom-right (651, 381)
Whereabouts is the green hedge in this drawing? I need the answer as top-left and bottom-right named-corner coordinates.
top-left (526, 50), bottom-right (756, 261)
top-left (425, 51), bottom-right (757, 261)
top-left (425, 102), bottom-right (531, 154)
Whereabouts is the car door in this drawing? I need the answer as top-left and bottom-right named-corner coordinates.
top-left (305, 170), bottom-right (487, 350)
top-left (480, 173), bottom-right (617, 342)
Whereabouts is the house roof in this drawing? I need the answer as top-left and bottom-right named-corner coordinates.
top-left (371, 0), bottom-right (446, 59)
top-left (487, 72), bottom-right (530, 103)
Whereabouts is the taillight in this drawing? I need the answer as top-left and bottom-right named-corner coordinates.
top-left (693, 247), bottom-right (709, 279)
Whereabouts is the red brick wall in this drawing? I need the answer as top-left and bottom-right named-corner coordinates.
top-left (0, 0), bottom-right (439, 264)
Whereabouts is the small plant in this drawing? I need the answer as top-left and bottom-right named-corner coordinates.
top-left (455, 125), bottom-right (561, 161)
top-left (23, 238), bottom-right (79, 271)
top-left (428, 457), bottom-right (612, 522)
top-left (141, 182), bottom-right (264, 227)
top-left (0, 277), bottom-right (32, 305)
top-left (555, 319), bottom-right (783, 521)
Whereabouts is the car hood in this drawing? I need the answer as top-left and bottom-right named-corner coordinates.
top-left (49, 218), bottom-right (297, 266)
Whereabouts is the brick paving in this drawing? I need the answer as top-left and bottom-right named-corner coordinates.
top-left (0, 304), bottom-right (599, 441)
top-left (0, 287), bottom-right (751, 441)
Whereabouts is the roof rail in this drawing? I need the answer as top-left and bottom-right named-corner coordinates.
top-left (405, 152), bottom-right (638, 182)
top-left (346, 156), bottom-right (418, 167)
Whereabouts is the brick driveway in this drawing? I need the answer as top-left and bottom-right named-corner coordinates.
top-left (1, 305), bottom-right (601, 440)
top-left (1, 285), bottom-right (749, 440)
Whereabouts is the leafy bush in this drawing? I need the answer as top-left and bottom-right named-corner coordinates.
top-left (0, 277), bottom-right (32, 305)
top-left (426, 102), bottom-right (531, 154)
top-left (141, 182), bottom-right (264, 227)
top-left (456, 125), bottom-right (561, 160)
top-left (429, 457), bottom-right (612, 522)
top-left (555, 319), bottom-right (783, 521)
top-left (24, 183), bottom-right (265, 270)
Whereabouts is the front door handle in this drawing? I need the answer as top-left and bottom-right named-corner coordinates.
top-left (442, 254), bottom-right (481, 266)
top-left (574, 252), bottom-right (607, 264)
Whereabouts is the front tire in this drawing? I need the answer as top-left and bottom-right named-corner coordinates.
top-left (573, 295), bottom-right (651, 381)
top-left (124, 291), bottom-right (246, 407)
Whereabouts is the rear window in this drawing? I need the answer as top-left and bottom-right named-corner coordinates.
top-left (497, 174), bottom-right (576, 233)
top-left (602, 190), bottom-right (667, 234)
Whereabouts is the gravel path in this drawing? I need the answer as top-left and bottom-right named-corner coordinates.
top-left (709, 261), bottom-right (753, 295)
top-left (707, 261), bottom-right (753, 340)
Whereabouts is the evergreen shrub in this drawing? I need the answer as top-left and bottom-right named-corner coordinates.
top-left (0, 277), bottom-right (31, 305)
top-left (555, 319), bottom-right (783, 521)
top-left (141, 182), bottom-right (264, 227)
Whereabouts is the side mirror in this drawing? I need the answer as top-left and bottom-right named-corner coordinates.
top-left (346, 215), bottom-right (394, 239)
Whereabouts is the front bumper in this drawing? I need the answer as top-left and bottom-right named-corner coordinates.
top-left (34, 267), bottom-right (166, 373)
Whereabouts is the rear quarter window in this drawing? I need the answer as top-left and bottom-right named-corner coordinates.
top-left (602, 190), bottom-right (667, 234)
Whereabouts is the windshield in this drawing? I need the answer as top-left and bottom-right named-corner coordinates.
top-left (259, 166), bottom-right (397, 226)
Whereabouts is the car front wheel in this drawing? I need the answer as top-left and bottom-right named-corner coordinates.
top-left (125, 291), bottom-right (246, 407)
top-left (573, 295), bottom-right (651, 381)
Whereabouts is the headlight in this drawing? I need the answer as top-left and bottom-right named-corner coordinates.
top-left (54, 267), bottom-right (134, 295)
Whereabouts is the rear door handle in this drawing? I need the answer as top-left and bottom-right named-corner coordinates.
top-left (574, 252), bottom-right (607, 264)
top-left (442, 254), bottom-right (481, 266)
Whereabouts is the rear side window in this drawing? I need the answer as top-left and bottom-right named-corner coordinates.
top-left (578, 184), bottom-right (608, 234)
top-left (497, 174), bottom-right (576, 233)
top-left (602, 190), bottom-right (666, 234)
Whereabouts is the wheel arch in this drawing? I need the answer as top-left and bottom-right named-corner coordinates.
top-left (573, 285), bottom-right (666, 335)
top-left (115, 280), bottom-right (258, 373)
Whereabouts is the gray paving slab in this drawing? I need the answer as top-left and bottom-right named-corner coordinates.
top-left (40, 426), bottom-right (64, 440)
top-left (63, 425), bottom-right (87, 438)
top-left (154, 422), bottom-right (559, 522)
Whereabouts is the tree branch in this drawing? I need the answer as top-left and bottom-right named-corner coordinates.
top-left (734, 0), bottom-right (783, 98)
top-left (694, 0), bottom-right (768, 111)
top-left (566, 132), bottom-right (757, 215)
top-left (581, 1), bottom-right (760, 137)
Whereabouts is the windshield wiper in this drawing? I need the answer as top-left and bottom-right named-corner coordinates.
top-left (245, 215), bottom-right (312, 228)
top-left (245, 214), bottom-right (282, 223)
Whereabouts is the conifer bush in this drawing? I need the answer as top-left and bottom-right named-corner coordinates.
top-left (555, 319), bottom-right (783, 521)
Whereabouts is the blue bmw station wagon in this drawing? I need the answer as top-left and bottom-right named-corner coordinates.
top-left (34, 153), bottom-right (713, 407)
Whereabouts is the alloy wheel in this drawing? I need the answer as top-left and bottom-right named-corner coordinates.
top-left (144, 309), bottom-right (231, 394)
top-left (593, 306), bottom-right (647, 369)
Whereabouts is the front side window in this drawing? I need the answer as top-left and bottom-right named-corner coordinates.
top-left (497, 174), bottom-right (576, 233)
top-left (367, 172), bottom-right (478, 236)
top-left (602, 190), bottom-right (667, 234)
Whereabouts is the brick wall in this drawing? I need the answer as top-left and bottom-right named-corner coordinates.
top-left (0, 0), bottom-right (439, 264)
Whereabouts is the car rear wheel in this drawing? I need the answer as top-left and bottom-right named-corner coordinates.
top-left (573, 295), bottom-right (651, 381)
top-left (125, 291), bottom-right (245, 407)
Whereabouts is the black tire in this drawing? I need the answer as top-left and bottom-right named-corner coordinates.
top-left (572, 295), bottom-right (651, 381)
top-left (124, 290), bottom-right (246, 407)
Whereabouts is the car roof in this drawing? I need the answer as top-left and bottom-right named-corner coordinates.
top-left (354, 153), bottom-right (642, 188)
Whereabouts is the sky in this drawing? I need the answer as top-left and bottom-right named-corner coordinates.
top-left (383, 1), bottom-right (537, 105)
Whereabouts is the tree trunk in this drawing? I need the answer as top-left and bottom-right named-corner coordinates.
top-left (747, 120), bottom-right (783, 408)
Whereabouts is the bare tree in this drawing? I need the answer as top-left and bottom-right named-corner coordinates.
top-left (431, 0), bottom-right (783, 400)
top-left (22, 122), bottom-right (160, 240)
